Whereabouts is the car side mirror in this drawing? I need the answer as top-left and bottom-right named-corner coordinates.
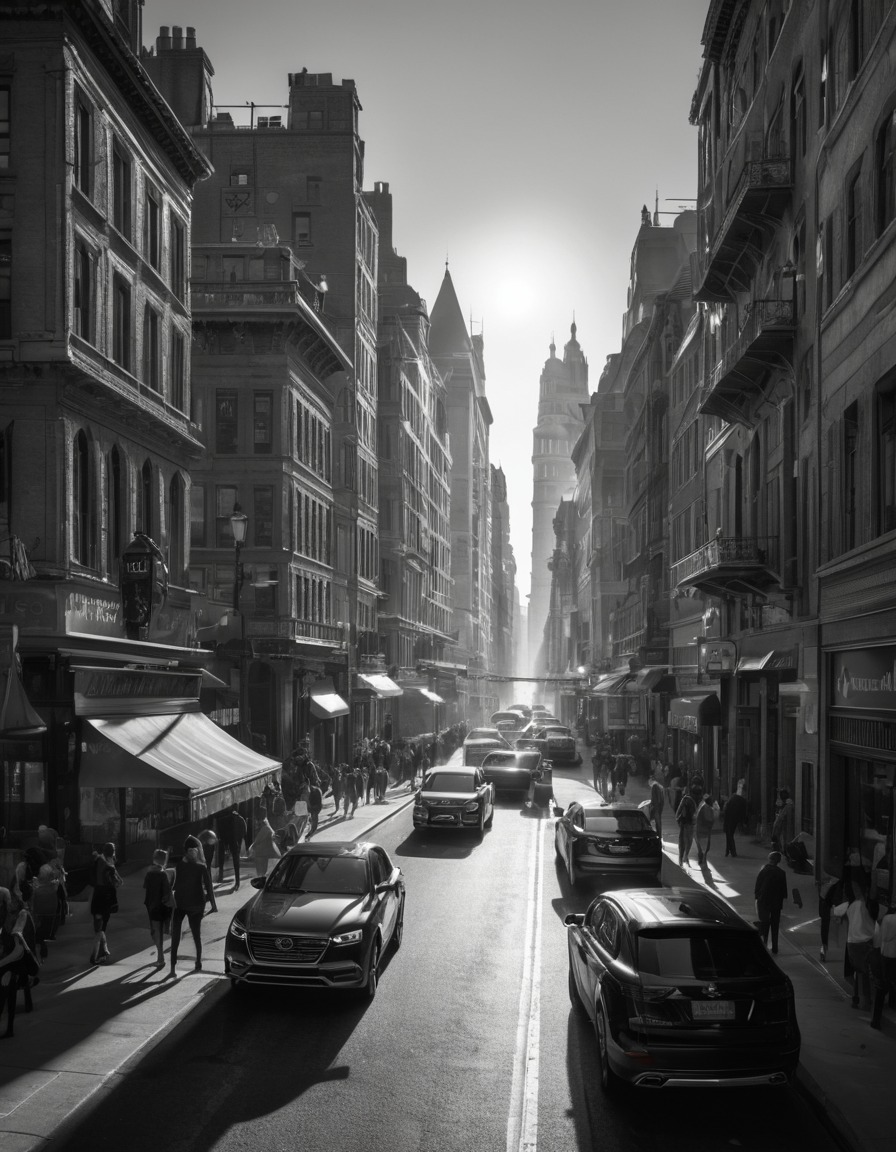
top-left (553, 805), bottom-right (565, 817)
top-left (375, 880), bottom-right (395, 893)
top-left (564, 913), bottom-right (585, 927)
top-left (250, 876), bottom-right (266, 889)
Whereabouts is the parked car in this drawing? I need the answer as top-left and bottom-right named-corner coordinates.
top-left (224, 841), bottom-right (404, 998)
top-left (463, 737), bottom-right (510, 767)
top-left (480, 748), bottom-right (548, 797)
top-left (565, 887), bottom-right (801, 1090)
top-left (554, 801), bottom-right (662, 885)
top-left (517, 723), bottom-right (581, 765)
top-left (465, 726), bottom-right (511, 746)
top-left (413, 766), bottom-right (495, 833)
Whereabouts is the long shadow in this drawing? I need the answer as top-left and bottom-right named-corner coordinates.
top-left (391, 830), bottom-right (481, 860)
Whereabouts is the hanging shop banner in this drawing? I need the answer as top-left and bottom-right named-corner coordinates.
top-left (831, 647), bottom-right (896, 711)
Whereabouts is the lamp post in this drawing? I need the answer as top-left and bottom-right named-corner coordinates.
top-left (230, 502), bottom-right (251, 746)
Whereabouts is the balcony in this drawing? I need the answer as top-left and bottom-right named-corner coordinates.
top-left (698, 299), bottom-right (795, 425)
top-left (246, 616), bottom-right (347, 654)
top-left (671, 536), bottom-right (780, 598)
top-left (695, 156), bottom-right (793, 302)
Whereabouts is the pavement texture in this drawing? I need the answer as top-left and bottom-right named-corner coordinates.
top-left (0, 759), bottom-right (890, 1152)
top-left (565, 765), bottom-right (893, 1152)
top-left (0, 784), bottom-right (418, 1151)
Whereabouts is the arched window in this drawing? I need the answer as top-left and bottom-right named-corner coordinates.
top-left (168, 473), bottom-right (185, 582)
top-left (106, 446), bottom-right (122, 575)
top-left (139, 458), bottom-right (153, 537)
top-left (73, 430), bottom-right (92, 565)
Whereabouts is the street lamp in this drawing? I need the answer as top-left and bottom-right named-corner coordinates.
top-left (230, 502), bottom-right (251, 745)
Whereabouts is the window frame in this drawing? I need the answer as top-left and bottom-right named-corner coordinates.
top-left (112, 139), bottom-right (132, 240)
top-left (74, 93), bottom-right (92, 195)
top-left (144, 183), bottom-right (162, 270)
top-left (142, 303), bottom-right (161, 391)
top-left (111, 274), bottom-right (132, 372)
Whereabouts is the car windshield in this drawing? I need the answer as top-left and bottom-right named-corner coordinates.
top-left (424, 772), bottom-right (474, 791)
top-left (583, 813), bottom-right (651, 833)
top-left (636, 930), bottom-right (775, 979)
top-left (266, 854), bottom-right (369, 895)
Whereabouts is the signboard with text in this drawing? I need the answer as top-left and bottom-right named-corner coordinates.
top-left (831, 647), bottom-right (896, 712)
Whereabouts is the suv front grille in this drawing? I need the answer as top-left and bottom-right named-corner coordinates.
top-left (248, 933), bottom-right (327, 964)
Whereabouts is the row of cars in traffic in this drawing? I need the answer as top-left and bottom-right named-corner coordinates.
top-left (222, 703), bottom-right (801, 1092)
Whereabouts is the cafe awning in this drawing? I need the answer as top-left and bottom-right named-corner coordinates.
top-left (735, 650), bottom-right (797, 673)
top-left (624, 667), bottom-right (677, 693)
top-left (591, 673), bottom-right (632, 697)
top-left (668, 691), bottom-right (722, 734)
top-left (80, 711), bottom-right (280, 820)
top-left (418, 688), bottom-right (445, 704)
top-left (357, 673), bottom-right (403, 698)
top-left (308, 677), bottom-right (350, 719)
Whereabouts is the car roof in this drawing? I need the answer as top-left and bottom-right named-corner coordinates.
top-left (284, 841), bottom-right (373, 859)
top-left (600, 887), bottom-right (751, 932)
top-left (464, 736), bottom-right (505, 746)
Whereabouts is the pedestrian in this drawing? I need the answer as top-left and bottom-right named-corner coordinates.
top-left (694, 790), bottom-right (717, 866)
top-left (668, 768), bottom-right (682, 814)
top-left (342, 768), bottom-right (358, 818)
top-left (0, 888), bottom-right (39, 1038)
top-left (833, 881), bottom-right (876, 1010)
top-left (143, 849), bottom-right (174, 968)
top-left (870, 904), bottom-right (896, 1030)
top-left (722, 780), bottom-right (748, 857)
top-left (675, 787), bottom-right (698, 868)
top-left (197, 827), bottom-right (218, 874)
top-left (31, 865), bottom-right (61, 959)
top-left (648, 770), bottom-right (665, 837)
top-left (771, 789), bottom-right (795, 852)
top-left (88, 842), bottom-right (122, 966)
top-left (591, 749), bottom-right (602, 793)
top-left (817, 870), bottom-right (843, 963)
top-left (754, 850), bottom-right (788, 953)
top-left (331, 765), bottom-right (344, 812)
top-left (307, 782), bottom-right (323, 837)
top-left (376, 760), bottom-right (390, 802)
top-left (247, 817), bottom-right (281, 877)
top-left (169, 844), bottom-right (217, 978)
top-left (216, 805), bottom-right (247, 890)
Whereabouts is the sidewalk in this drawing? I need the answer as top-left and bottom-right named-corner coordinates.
top-left (0, 783), bottom-right (417, 1152)
top-left (558, 759), bottom-right (891, 1152)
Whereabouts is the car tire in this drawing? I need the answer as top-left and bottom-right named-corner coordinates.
top-left (595, 1004), bottom-right (619, 1092)
top-left (393, 898), bottom-right (405, 951)
top-left (364, 938), bottom-right (381, 999)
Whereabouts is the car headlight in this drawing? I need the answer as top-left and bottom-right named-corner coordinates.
top-left (330, 929), bottom-right (364, 946)
top-left (228, 921), bottom-right (247, 941)
top-left (464, 800), bottom-right (480, 813)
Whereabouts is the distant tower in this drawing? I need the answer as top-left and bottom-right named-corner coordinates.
top-left (529, 323), bottom-right (589, 673)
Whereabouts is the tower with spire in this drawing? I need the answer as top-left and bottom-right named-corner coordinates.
top-left (528, 322), bottom-right (589, 676)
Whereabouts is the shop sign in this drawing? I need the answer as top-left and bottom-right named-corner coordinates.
top-left (699, 640), bottom-right (736, 675)
top-left (0, 587), bottom-right (58, 632)
top-left (74, 667), bottom-right (201, 716)
top-left (65, 589), bottom-right (121, 636)
top-left (831, 647), bottom-right (896, 711)
top-left (669, 713), bottom-right (699, 735)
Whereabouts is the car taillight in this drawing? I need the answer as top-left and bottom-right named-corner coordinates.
top-left (626, 986), bottom-right (679, 1027)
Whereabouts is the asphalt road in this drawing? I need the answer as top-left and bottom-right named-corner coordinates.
top-left (50, 770), bottom-right (843, 1152)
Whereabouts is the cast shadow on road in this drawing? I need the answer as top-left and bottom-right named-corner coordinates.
top-left (51, 964), bottom-right (395, 1152)
top-left (392, 830), bottom-right (483, 859)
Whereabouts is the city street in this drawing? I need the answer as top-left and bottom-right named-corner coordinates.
top-left (49, 769), bottom-right (842, 1152)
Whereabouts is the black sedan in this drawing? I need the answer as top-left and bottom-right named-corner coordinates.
top-left (565, 887), bottom-right (801, 1090)
top-left (413, 767), bottom-right (495, 833)
top-left (554, 801), bottom-right (661, 885)
top-left (224, 841), bottom-right (404, 998)
top-left (516, 723), bottom-right (581, 765)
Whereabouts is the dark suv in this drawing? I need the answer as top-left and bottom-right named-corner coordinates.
top-left (565, 887), bottom-right (800, 1090)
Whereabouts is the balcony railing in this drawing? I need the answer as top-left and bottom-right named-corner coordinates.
top-left (671, 535), bottom-right (779, 593)
top-left (191, 280), bottom-right (304, 311)
top-left (247, 617), bottom-right (346, 645)
top-left (700, 299), bottom-right (795, 424)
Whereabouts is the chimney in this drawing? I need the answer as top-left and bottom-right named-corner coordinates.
top-left (172, 25), bottom-right (183, 49)
top-left (186, 27), bottom-right (197, 49)
top-left (157, 25), bottom-right (171, 51)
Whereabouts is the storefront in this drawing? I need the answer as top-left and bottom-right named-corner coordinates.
top-left (667, 690), bottom-right (721, 790)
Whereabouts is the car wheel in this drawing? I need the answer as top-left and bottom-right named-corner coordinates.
top-left (393, 898), bottom-right (405, 951)
top-left (568, 967), bottom-right (587, 1016)
top-left (595, 1004), bottom-right (619, 1092)
top-left (364, 938), bottom-right (381, 999)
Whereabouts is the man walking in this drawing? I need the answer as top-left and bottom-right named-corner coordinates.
top-left (216, 805), bottom-right (247, 891)
top-left (754, 850), bottom-right (788, 954)
top-left (722, 780), bottom-right (748, 857)
top-left (649, 769), bottom-right (665, 837)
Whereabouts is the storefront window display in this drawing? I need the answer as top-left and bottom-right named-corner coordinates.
top-left (842, 757), bottom-right (894, 904)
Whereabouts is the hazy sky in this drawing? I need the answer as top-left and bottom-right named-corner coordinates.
top-left (147, 0), bottom-right (708, 597)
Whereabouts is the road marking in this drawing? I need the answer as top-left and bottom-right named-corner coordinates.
top-left (507, 813), bottom-right (544, 1152)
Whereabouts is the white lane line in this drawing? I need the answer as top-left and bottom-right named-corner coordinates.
top-left (507, 813), bottom-right (544, 1152)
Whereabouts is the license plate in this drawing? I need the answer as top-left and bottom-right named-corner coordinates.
top-left (691, 1000), bottom-right (735, 1020)
top-left (607, 845), bottom-right (630, 854)
top-left (432, 813), bottom-right (458, 823)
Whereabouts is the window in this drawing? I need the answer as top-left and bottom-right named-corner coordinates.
top-left (169, 327), bottom-right (185, 411)
top-left (144, 186), bottom-right (161, 269)
top-left (74, 96), bottom-right (92, 195)
top-left (222, 257), bottom-right (243, 283)
top-left (253, 392), bottom-right (273, 454)
top-left (254, 486), bottom-right (273, 547)
top-left (72, 430), bottom-right (92, 566)
top-left (106, 446), bottom-right (122, 575)
top-left (190, 483), bottom-right (206, 547)
top-left (168, 474), bottom-right (184, 581)
top-left (169, 215), bottom-right (186, 298)
top-left (0, 87), bottom-right (8, 169)
top-left (846, 168), bottom-right (862, 278)
top-left (73, 241), bottom-right (93, 341)
top-left (215, 486), bottom-right (238, 547)
top-left (877, 380), bottom-right (896, 534)
top-left (216, 389), bottom-right (238, 453)
top-left (142, 305), bottom-right (160, 391)
top-left (112, 275), bottom-right (131, 371)
top-left (139, 458), bottom-right (153, 537)
top-left (230, 170), bottom-right (249, 186)
top-left (112, 141), bottom-right (132, 239)
top-left (876, 108), bottom-right (896, 235)
top-left (0, 234), bottom-right (10, 340)
top-left (293, 214), bottom-right (311, 245)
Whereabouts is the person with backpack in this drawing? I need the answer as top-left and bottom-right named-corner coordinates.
top-left (675, 787), bottom-right (699, 868)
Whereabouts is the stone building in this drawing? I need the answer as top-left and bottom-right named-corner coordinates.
top-left (489, 464), bottom-right (517, 707)
top-left (0, 1), bottom-right (280, 869)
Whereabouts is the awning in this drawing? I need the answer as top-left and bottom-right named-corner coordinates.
top-left (81, 712), bottom-right (281, 820)
top-left (591, 673), bottom-right (632, 697)
top-left (418, 688), bottom-right (445, 704)
top-left (735, 649), bottom-right (798, 673)
top-left (624, 667), bottom-right (676, 693)
top-left (357, 673), bottom-right (403, 698)
top-left (668, 692), bottom-right (722, 734)
top-left (308, 677), bottom-right (349, 719)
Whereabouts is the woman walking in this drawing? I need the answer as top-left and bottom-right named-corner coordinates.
top-left (248, 816), bottom-right (281, 877)
top-left (89, 843), bottom-right (122, 966)
top-left (170, 844), bottom-right (216, 978)
top-left (143, 849), bottom-right (174, 968)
